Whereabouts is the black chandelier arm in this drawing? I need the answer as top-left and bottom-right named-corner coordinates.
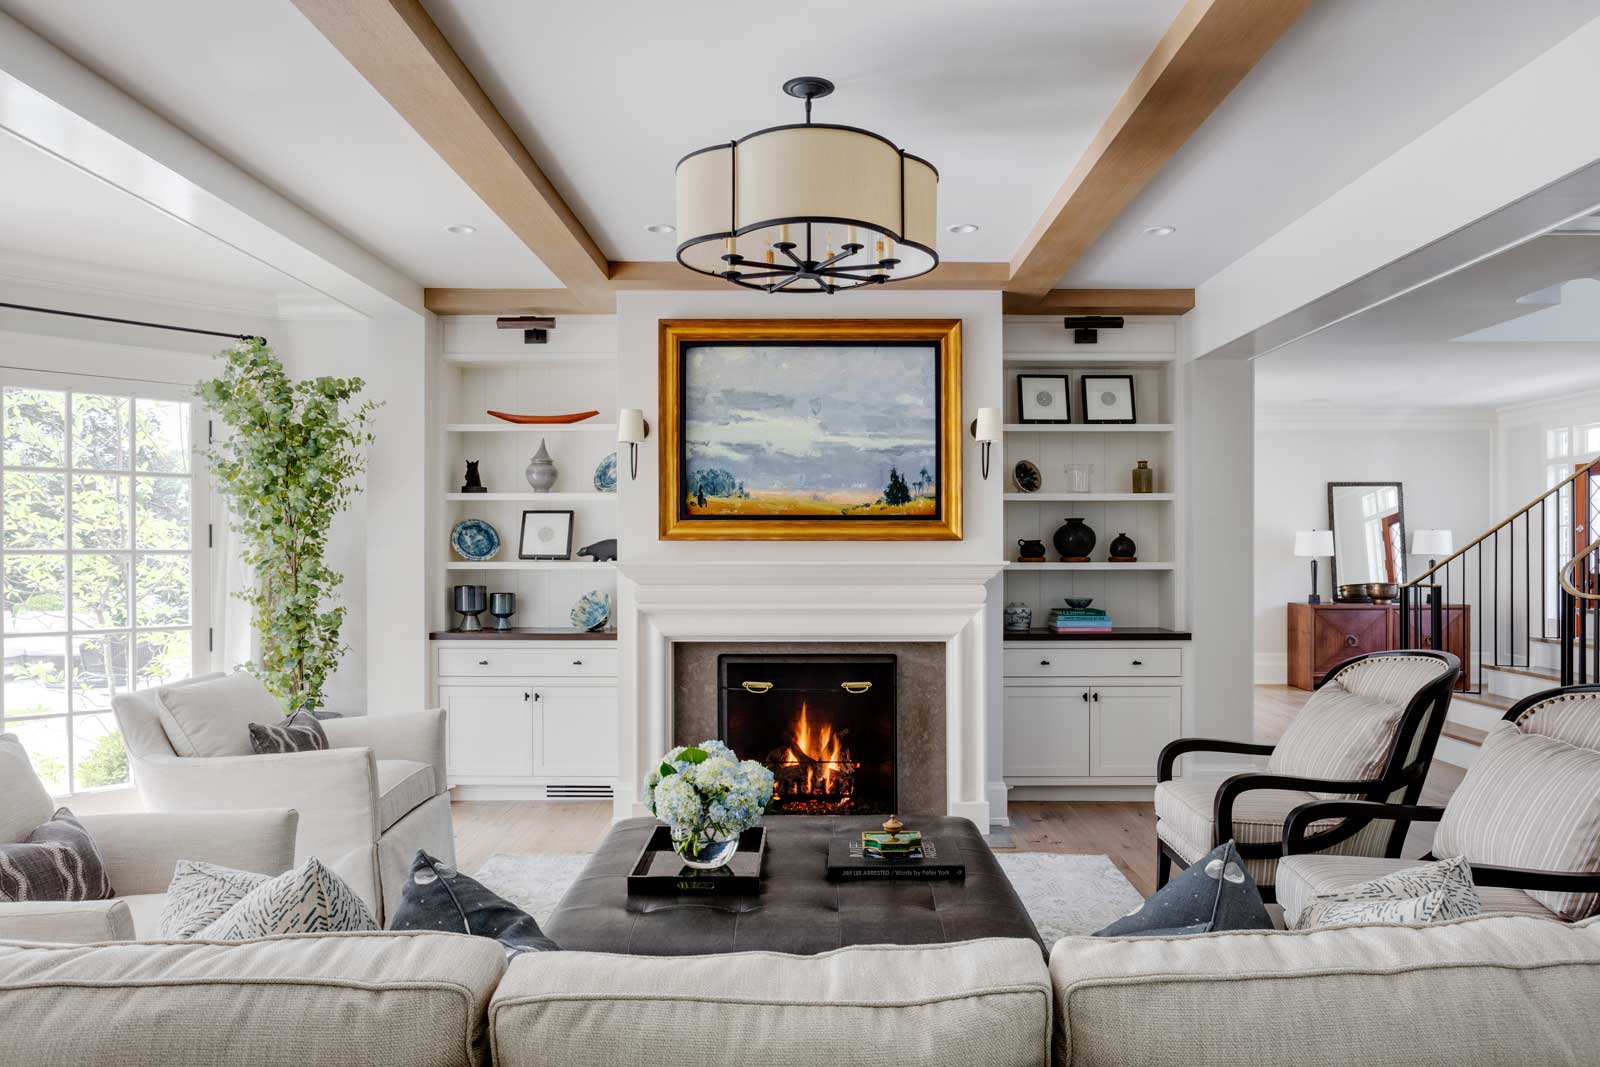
top-left (769, 273), bottom-right (809, 293)
top-left (818, 263), bottom-right (896, 277)
top-left (722, 269), bottom-right (792, 281)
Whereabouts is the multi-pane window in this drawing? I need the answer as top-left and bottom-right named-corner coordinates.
top-left (0, 377), bottom-right (205, 796)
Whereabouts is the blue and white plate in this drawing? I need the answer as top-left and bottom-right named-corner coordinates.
top-left (593, 452), bottom-right (618, 493)
top-left (450, 518), bottom-right (501, 562)
top-left (570, 590), bottom-right (611, 632)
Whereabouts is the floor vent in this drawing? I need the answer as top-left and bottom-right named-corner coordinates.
top-left (545, 784), bottom-right (613, 800)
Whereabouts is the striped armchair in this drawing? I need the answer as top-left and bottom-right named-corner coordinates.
top-left (1279, 684), bottom-right (1600, 927)
top-left (1155, 650), bottom-right (1459, 902)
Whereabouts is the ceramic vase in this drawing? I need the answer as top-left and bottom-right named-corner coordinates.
top-left (1109, 532), bottom-right (1137, 560)
top-left (525, 438), bottom-right (558, 492)
top-left (1053, 517), bottom-right (1096, 561)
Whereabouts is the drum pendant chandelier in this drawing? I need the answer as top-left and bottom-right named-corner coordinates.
top-left (675, 77), bottom-right (939, 293)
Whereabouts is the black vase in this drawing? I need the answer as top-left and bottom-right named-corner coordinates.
top-left (1016, 537), bottom-right (1046, 560)
top-left (1109, 532), bottom-right (1137, 559)
top-left (1053, 517), bottom-right (1096, 561)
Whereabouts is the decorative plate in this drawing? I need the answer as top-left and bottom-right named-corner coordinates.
top-left (593, 452), bottom-right (618, 493)
top-left (1013, 460), bottom-right (1043, 493)
top-left (450, 518), bottom-right (501, 562)
top-left (570, 590), bottom-right (611, 632)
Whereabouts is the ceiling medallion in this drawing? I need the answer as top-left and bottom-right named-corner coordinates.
top-left (674, 76), bottom-right (939, 293)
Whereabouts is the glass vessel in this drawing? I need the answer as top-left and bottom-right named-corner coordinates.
top-left (1132, 460), bottom-right (1154, 494)
top-left (1064, 463), bottom-right (1095, 493)
top-left (672, 825), bottom-right (741, 870)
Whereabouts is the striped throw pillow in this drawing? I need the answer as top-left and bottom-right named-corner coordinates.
top-left (159, 860), bottom-right (270, 939)
top-left (0, 808), bottom-right (114, 902)
top-left (1434, 721), bottom-right (1600, 921)
top-left (247, 710), bottom-right (328, 755)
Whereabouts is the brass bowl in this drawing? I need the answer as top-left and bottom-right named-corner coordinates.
top-left (1336, 583), bottom-right (1369, 603)
top-left (1363, 582), bottom-right (1399, 604)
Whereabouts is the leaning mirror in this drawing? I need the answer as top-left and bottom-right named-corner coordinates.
top-left (1327, 482), bottom-right (1406, 599)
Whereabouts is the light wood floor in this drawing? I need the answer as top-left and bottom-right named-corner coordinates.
top-left (451, 684), bottom-right (1468, 898)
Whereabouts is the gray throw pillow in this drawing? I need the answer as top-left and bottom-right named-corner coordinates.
top-left (0, 807), bottom-right (114, 902)
top-left (388, 850), bottom-right (559, 957)
top-left (1094, 840), bottom-right (1272, 937)
top-left (248, 710), bottom-right (329, 754)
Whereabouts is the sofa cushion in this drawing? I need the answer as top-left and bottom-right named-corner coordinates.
top-left (1097, 841), bottom-right (1270, 937)
top-left (1298, 856), bottom-right (1481, 929)
top-left (159, 859), bottom-right (270, 939)
top-left (248, 710), bottom-right (329, 755)
top-left (0, 931), bottom-right (506, 1067)
top-left (389, 850), bottom-right (558, 956)
top-left (1434, 720), bottom-right (1600, 920)
top-left (377, 760), bottom-right (437, 831)
top-left (1277, 854), bottom-right (1555, 929)
top-left (199, 858), bottom-right (377, 940)
top-left (0, 733), bottom-right (54, 844)
top-left (489, 938), bottom-right (1051, 1067)
top-left (154, 671), bottom-right (281, 758)
top-left (1050, 914), bottom-right (1600, 1067)
top-left (121, 893), bottom-right (165, 940)
top-left (0, 808), bottom-right (114, 902)
top-left (0, 899), bottom-right (134, 944)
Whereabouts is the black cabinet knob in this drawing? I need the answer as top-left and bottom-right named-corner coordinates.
top-left (1081, 691), bottom-right (1089, 702)
top-left (1131, 660), bottom-right (1143, 666)
top-left (1040, 660), bottom-right (1051, 666)
top-left (572, 660), bottom-right (583, 666)
top-left (477, 659), bottom-right (489, 666)
top-left (1093, 692), bottom-right (1101, 702)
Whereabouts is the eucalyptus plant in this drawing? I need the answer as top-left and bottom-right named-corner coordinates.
top-left (198, 339), bottom-right (378, 714)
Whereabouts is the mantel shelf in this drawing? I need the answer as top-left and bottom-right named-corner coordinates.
top-left (1006, 561), bottom-right (1175, 571)
top-left (1003, 423), bottom-right (1173, 433)
top-left (1004, 492), bottom-right (1173, 502)
top-left (446, 423), bottom-right (618, 434)
top-left (445, 561), bottom-right (615, 571)
top-left (446, 492), bottom-right (616, 502)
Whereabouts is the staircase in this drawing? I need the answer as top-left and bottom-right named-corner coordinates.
top-left (1397, 457), bottom-right (1600, 767)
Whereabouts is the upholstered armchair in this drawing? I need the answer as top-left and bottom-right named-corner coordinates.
top-left (1155, 650), bottom-right (1459, 902)
top-left (1278, 683), bottom-right (1600, 927)
top-left (111, 673), bottom-right (454, 923)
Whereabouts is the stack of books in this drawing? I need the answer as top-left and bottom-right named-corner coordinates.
top-left (1049, 607), bottom-right (1112, 633)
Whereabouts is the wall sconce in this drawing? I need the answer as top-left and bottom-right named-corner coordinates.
top-left (969, 407), bottom-right (1001, 480)
top-left (617, 409), bottom-right (650, 480)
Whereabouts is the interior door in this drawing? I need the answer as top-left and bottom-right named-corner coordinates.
top-left (1003, 686), bottom-right (1090, 778)
top-left (1089, 687), bottom-right (1182, 777)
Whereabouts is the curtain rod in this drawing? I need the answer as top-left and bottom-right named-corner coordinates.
top-left (0, 301), bottom-right (265, 346)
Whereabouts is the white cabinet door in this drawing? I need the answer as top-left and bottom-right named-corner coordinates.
top-left (441, 685), bottom-right (534, 778)
top-left (1090, 686), bottom-right (1182, 777)
top-left (532, 685), bottom-right (618, 779)
top-left (1003, 686), bottom-right (1090, 778)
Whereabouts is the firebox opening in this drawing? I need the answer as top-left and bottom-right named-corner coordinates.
top-left (717, 653), bottom-right (897, 816)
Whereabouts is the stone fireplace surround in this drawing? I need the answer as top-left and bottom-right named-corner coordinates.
top-left (615, 561), bottom-right (1002, 826)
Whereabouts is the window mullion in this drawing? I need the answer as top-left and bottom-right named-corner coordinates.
top-left (63, 390), bottom-right (75, 794)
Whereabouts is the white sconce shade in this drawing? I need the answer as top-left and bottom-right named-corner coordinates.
top-left (617, 408), bottom-right (650, 481)
top-left (1411, 529), bottom-right (1454, 556)
top-left (1294, 530), bottom-right (1334, 557)
top-left (972, 407), bottom-right (1001, 442)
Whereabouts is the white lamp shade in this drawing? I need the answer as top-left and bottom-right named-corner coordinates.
top-left (617, 409), bottom-right (648, 444)
top-left (1294, 530), bottom-right (1334, 557)
top-left (1411, 529), bottom-right (1454, 556)
top-left (972, 407), bottom-right (1001, 442)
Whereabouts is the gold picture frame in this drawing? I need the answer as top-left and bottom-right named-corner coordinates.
top-left (659, 319), bottom-right (963, 541)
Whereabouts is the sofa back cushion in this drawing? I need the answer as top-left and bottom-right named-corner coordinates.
top-left (154, 672), bottom-right (282, 758)
top-left (0, 931), bottom-right (505, 1067)
top-left (0, 733), bottom-right (54, 844)
top-left (489, 938), bottom-right (1051, 1067)
top-left (1050, 914), bottom-right (1600, 1067)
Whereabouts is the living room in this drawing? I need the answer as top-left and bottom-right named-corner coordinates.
top-left (2, 2), bottom-right (1599, 1065)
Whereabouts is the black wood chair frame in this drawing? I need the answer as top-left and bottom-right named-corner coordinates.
top-left (1155, 650), bottom-right (1460, 902)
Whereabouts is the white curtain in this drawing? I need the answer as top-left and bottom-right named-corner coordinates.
top-left (208, 489), bottom-right (256, 673)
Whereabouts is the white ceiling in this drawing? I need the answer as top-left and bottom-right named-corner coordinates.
top-left (1254, 235), bottom-right (1600, 411)
top-left (1063, 0), bottom-right (1600, 288)
top-left (0, 0), bottom-right (561, 289)
top-left (420, 0), bottom-right (1187, 264)
top-left (0, 129), bottom-right (306, 299)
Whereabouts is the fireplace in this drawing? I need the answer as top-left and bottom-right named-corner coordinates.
top-left (717, 653), bottom-right (896, 816)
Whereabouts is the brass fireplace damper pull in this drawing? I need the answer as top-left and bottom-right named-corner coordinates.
top-left (841, 681), bottom-right (873, 694)
top-left (741, 681), bottom-right (773, 694)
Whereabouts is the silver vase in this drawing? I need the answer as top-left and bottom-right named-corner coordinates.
top-left (525, 438), bottom-right (558, 492)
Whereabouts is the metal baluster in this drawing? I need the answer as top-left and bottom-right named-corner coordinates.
top-left (1541, 497), bottom-right (1547, 643)
top-left (1493, 528), bottom-right (1499, 668)
top-left (1525, 511), bottom-right (1531, 671)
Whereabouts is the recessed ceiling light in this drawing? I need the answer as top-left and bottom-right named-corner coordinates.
top-left (645, 223), bottom-right (676, 234)
top-left (946, 223), bottom-right (980, 235)
top-left (1143, 225), bottom-right (1177, 237)
top-left (445, 224), bottom-right (477, 235)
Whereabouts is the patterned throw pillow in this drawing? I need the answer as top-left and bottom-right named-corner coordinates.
top-left (159, 860), bottom-right (271, 939)
top-left (1298, 857), bottom-right (1481, 929)
top-left (198, 858), bottom-right (377, 940)
top-left (1095, 841), bottom-right (1273, 937)
top-left (247, 710), bottom-right (329, 755)
top-left (0, 807), bottom-right (114, 902)
top-left (388, 850), bottom-right (559, 956)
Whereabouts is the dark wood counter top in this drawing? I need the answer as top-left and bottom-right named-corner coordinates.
top-left (1003, 627), bottom-right (1191, 641)
top-left (429, 627), bottom-right (617, 641)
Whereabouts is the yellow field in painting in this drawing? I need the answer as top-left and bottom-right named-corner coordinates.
top-left (688, 489), bottom-right (937, 517)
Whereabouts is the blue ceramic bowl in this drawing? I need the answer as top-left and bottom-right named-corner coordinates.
top-left (593, 452), bottom-right (618, 493)
top-left (570, 590), bottom-right (611, 632)
top-left (451, 518), bottom-right (501, 562)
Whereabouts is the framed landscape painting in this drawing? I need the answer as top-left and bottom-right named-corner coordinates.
top-left (659, 319), bottom-right (962, 540)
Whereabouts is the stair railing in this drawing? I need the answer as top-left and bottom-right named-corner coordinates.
top-left (1559, 538), bottom-right (1600, 686)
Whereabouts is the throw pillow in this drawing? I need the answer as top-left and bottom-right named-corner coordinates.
top-left (248, 710), bottom-right (329, 755)
top-left (1297, 856), bottom-right (1481, 930)
top-left (155, 671), bottom-right (281, 758)
top-left (198, 857), bottom-right (377, 940)
top-left (1094, 841), bottom-right (1272, 937)
top-left (0, 808), bottom-right (114, 902)
top-left (159, 859), bottom-right (271, 939)
top-left (1434, 720), bottom-right (1600, 921)
top-left (388, 850), bottom-right (558, 957)
top-left (0, 732), bottom-right (54, 844)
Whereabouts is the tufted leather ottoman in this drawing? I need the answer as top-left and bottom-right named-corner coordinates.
top-left (542, 816), bottom-right (1044, 956)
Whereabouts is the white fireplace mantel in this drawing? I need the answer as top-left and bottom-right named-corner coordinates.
top-left (615, 560), bottom-right (1005, 826)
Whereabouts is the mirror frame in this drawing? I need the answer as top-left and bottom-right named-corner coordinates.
top-left (1326, 481), bottom-right (1407, 594)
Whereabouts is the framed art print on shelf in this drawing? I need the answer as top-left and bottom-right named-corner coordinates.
top-left (1081, 374), bottom-right (1136, 424)
top-left (518, 509), bottom-right (575, 560)
top-left (658, 319), bottom-right (963, 541)
top-left (1017, 374), bottom-right (1070, 424)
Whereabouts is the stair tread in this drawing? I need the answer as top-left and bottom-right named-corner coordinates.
top-left (1532, 635), bottom-right (1599, 648)
top-left (1441, 721), bottom-right (1489, 746)
top-left (1481, 663), bottom-right (1561, 681)
top-left (1452, 690), bottom-right (1518, 712)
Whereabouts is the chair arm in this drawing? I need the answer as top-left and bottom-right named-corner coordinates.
top-left (1282, 799), bottom-right (1446, 855)
top-left (1465, 862), bottom-right (1600, 894)
top-left (322, 709), bottom-right (447, 788)
top-left (78, 810), bottom-right (298, 896)
top-left (1157, 738), bottom-right (1274, 782)
top-left (1214, 772), bottom-right (1399, 850)
top-left (0, 900), bottom-right (133, 944)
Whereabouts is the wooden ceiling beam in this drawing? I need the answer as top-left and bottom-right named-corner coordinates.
top-left (1008, 0), bottom-right (1312, 297)
top-left (1003, 288), bottom-right (1194, 316)
top-left (291, 0), bottom-right (610, 297)
top-left (422, 288), bottom-right (613, 315)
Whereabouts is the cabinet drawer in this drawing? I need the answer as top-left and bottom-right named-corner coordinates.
top-left (1004, 648), bottom-right (1181, 679)
top-left (438, 648), bottom-right (618, 679)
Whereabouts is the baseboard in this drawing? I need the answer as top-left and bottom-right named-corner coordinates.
top-left (987, 780), bottom-right (1011, 826)
top-left (1254, 652), bottom-right (1288, 685)
top-left (1009, 784), bottom-right (1155, 802)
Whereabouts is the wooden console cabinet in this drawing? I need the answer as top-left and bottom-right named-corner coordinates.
top-left (1287, 602), bottom-right (1471, 691)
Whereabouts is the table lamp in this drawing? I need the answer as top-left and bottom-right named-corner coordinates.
top-left (1411, 529), bottom-right (1454, 575)
top-left (1294, 529), bottom-right (1335, 604)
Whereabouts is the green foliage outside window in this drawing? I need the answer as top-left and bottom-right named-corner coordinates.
top-left (197, 340), bottom-right (378, 714)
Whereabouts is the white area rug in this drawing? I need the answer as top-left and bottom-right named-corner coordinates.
top-left (474, 850), bottom-right (1143, 947)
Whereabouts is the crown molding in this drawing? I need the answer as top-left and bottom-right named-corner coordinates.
top-left (1494, 385), bottom-right (1600, 424)
top-left (1255, 406), bottom-right (1497, 430)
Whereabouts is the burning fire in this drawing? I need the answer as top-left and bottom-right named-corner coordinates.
top-left (777, 702), bottom-right (854, 802)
